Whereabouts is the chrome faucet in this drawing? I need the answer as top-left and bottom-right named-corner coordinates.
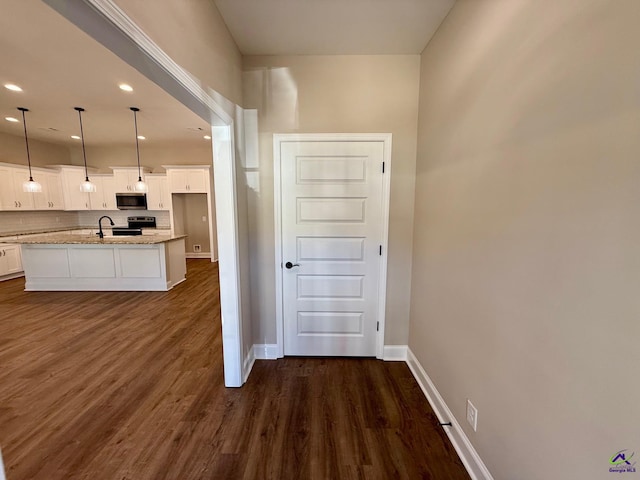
top-left (97, 215), bottom-right (115, 239)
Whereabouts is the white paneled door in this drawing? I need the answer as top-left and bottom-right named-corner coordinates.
top-left (280, 140), bottom-right (386, 356)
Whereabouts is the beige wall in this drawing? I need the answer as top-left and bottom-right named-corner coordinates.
top-left (243, 55), bottom-right (421, 345)
top-left (410, 0), bottom-right (640, 478)
top-left (0, 132), bottom-right (73, 167)
top-left (112, 0), bottom-right (243, 106)
top-left (74, 144), bottom-right (213, 172)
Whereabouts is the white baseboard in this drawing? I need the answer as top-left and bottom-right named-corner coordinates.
top-left (243, 344), bottom-right (279, 384)
top-left (406, 348), bottom-right (494, 480)
top-left (253, 344), bottom-right (279, 360)
top-left (186, 252), bottom-right (211, 259)
top-left (243, 346), bottom-right (256, 384)
top-left (383, 345), bottom-right (408, 361)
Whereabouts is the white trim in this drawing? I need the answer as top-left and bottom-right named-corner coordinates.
top-left (186, 253), bottom-right (212, 259)
top-left (213, 124), bottom-right (245, 387)
top-left (0, 447), bottom-right (5, 480)
top-left (83, 0), bottom-right (232, 125)
top-left (243, 345), bottom-right (256, 384)
top-left (243, 344), bottom-right (278, 384)
top-left (383, 345), bottom-right (408, 361)
top-left (273, 133), bottom-right (392, 359)
top-left (59, 0), bottom-right (245, 388)
top-left (253, 344), bottom-right (279, 360)
top-left (406, 348), bottom-right (494, 480)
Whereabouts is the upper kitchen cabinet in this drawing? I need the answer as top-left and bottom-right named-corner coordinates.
top-left (89, 175), bottom-right (117, 210)
top-left (165, 166), bottom-right (210, 193)
top-left (32, 169), bottom-right (64, 211)
top-left (145, 174), bottom-right (169, 210)
top-left (0, 164), bottom-right (35, 210)
top-left (57, 166), bottom-right (92, 211)
top-left (112, 167), bottom-right (151, 193)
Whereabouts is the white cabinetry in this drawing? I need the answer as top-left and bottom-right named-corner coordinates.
top-left (90, 175), bottom-right (117, 210)
top-left (0, 165), bottom-right (35, 210)
top-left (146, 175), bottom-right (169, 210)
top-left (166, 167), bottom-right (208, 193)
top-left (112, 167), bottom-right (150, 193)
top-left (0, 244), bottom-right (23, 279)
top-left (32, 171), bottom-right (64, 210)
top-left (58, 166), bottom-right (91, 210)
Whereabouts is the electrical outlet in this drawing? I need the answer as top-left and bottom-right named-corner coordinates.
top-left (193, 244), bottom-right (201, 253)
top-left (201, 215), bottom-right (207, 222)
top-left (466, 399), bottom-right (478, 432)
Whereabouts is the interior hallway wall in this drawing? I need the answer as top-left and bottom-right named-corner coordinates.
top-left (112, 0), bottom-right (243, 106)
top-left (242, 55), bottom-right (421, 347)
top-left (410, 1), bottom-right (640, 478)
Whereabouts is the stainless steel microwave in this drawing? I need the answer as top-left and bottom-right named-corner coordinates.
top-left (115, 193), bottom-right (147, 210)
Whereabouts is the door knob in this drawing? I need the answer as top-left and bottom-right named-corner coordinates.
top-left (285, 262), bottom-right (300, 269)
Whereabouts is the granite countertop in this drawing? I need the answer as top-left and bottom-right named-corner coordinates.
top-left (14, 232), bottom-right (187, 245)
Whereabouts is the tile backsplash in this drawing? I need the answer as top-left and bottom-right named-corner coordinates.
top-left (77, 210), bottom-right (171, 228)
top-left (0, 211), bottom-right (79, 235)
top-left (0, 210), bottom-right (171, 235)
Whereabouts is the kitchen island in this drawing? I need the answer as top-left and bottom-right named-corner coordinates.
top-left (15, 232), bottom-right (187, 291)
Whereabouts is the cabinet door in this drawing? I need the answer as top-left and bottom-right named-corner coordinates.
top-left (0, 166), bottom-right (15, 210)
top-left (46, 173), bottom-right (64, 210)
top-left (146, 176), bottom-right (169, 210)
top-left (62, 169), bottom-right (91, 210)
top-left (167, 168), bottom-right (208, 193)
top-left (0, 245), bottom-right (23, 275)
top-left (102, 176), bottom-right (117, 210)
top-left (90, 176), bottom-right (117, 210)
top-left (10, 169), bottom-right (35, 210)
top-left (33, 172), bottom-right (64, 210)
top-left (186, 169), bottom-right (207, 192)
top-left (113, 169), bottom-right (143, 192)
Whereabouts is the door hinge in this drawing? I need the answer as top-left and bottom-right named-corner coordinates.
top-left (379, 245), bottom-right (382, 256)
top-left (382, 161), bottom-right (385, 173)
top-left (377, 321), bottom-right (380, 332)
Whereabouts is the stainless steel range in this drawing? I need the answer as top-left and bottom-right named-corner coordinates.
top-left (111, 216), bottom-right (157, 236)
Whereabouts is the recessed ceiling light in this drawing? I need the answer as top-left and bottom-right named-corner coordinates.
top-left (5, 116), bottom-right (19, 123)
top-left (137, 135), bottom-right (146, 140)
top-left (203, 135), bottom-right (211, 140)
top-left (4, 84), bottom-right (22, 92)
top-left (71, 135), bottom-right (81, 140)
top-left (119, 84), bottom-right (133, 92)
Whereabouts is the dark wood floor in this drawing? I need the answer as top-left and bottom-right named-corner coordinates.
top-left (0, 259), bottom-right (469, 480)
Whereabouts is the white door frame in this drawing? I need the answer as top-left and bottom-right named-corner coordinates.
top-left (273, 133), bottom-right (392, 359)
top-left (51, 0), bottom-right (246, 387)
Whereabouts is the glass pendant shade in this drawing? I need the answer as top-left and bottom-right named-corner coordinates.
top-left (130, 107), bottom-right (147, 193)
top-left (80, 178), bottom-right (97, 193)
top-left (23, 178), bottom-right (42, 193)
top-left (75, 107), bottom-right (97, 193)
top-left (18, 107), bottom-right (42, 193)
top-left (134, 178), bottom-right (148, 192)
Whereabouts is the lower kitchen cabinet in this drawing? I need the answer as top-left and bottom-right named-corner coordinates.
top-left (0, 244), bottom-right (23, 280)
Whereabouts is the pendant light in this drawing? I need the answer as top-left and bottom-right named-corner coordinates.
top-left (17, 107), bottom-right (42, 193)
top-left (75, 107), bottom-right (97, 193)
top-left (130, 107), bottom-right (147, 192)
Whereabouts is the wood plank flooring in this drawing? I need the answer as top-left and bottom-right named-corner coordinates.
top-left (0, 259), bottom-right (469, 479)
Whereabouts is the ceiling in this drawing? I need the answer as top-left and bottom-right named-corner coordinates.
top-left (213, 0), bottom-right (455, 55)
top-left (0, 1), bottom-right (454, 147)
top-left (0, 1), bottom-right (210, 147)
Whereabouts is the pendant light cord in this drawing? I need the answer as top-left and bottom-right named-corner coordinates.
top-left (75, 107), bottom-right (90, 181)
top-left (131, 107), bottom-right (142, 181)
top-left (18, 107), bottom-right (34, 181)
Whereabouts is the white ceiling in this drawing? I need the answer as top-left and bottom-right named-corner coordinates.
top-left (0, 1), bottom-right (210, 147)
top-left (213, 0), bottom-right (455, 55)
